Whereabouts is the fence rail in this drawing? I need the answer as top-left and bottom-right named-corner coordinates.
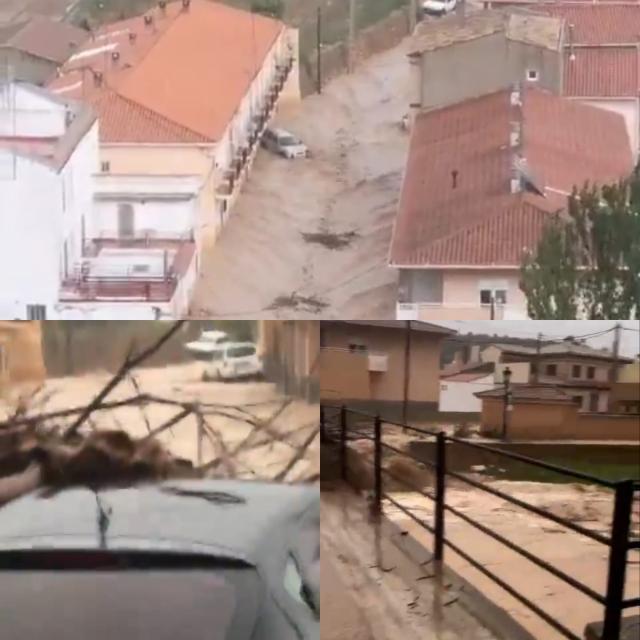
top-left (320, 404), bottom-right (640, 640)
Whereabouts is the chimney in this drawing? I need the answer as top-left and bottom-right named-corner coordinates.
top-left (129, 31), bottom-right (137, 44)
top-left (159, 0), bottom-right (167, 12)
top-left (451, 169), bottom-right (458, 189)
top-left (93, 70), bottom-right (103, 87)
top-left (143, 14), bottom-right (154, 28)
top-left (510, 121), bottom-right (521, 148)
top-left (510, 167), bottom-right (522, 194)
top-left (510, 82), bottom-right (522, 107)
top-left (568, 24), bottom-right (575, 61)
top-left (182, 0), bottom-right (191, 9)
top-left (111, 50), bottom-right (121, 64)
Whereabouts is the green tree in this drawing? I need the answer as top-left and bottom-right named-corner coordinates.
top-left (520, 170), bottom-right (640, 319)
top-left (250, 0), bottom-right (285, 19)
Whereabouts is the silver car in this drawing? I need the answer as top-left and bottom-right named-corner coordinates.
top-left (0, 480), bottom-right (319, 640)
top-left (262, 127), bottom-right (308, 159)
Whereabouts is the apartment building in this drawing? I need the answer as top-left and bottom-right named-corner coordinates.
top-left (49, 0), bottom-right (300, 251)
top-left (0, 82), bottom-right (197, 319)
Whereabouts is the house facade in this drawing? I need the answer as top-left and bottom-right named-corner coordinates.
top-left (408, 10), bottom-right (564, 115)
top-left (487, 0), bottom-right (640, 160)
top-left (320, 320), bottom-right (455, 420)
top-left (0, 16), bottom-right (88, 85)
top-left (481, 341), bottom-right (635, 413)
top-left (49, 0), bottom-right (300, 252)
top-left (391, 85), bottom-right (633, 321)
top-left (0, 82), bottom-right (197, 320)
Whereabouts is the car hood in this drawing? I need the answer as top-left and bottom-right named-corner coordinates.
top-left (0, 480), bottom-right (318, 565)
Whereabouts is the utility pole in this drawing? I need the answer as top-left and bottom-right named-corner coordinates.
top-left (534, 332), bottom-right (542, 384)
top-left (316, 5), bottom-right (322, 94)
top-left (611, 323), bottom-right (622, 382)
top-left (348, 0), bottom-right (356, 72)
top-left (402, 320), bottom-right (412, 426)
top-left (610, 323), bottom-right (622, 410)
top-left (409, 0), bottom-right (418, 32)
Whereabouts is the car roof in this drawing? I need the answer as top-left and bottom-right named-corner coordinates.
top-left (0, 479), bottom-right (317, 566)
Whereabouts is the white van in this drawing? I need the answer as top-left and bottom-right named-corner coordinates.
top-left (422, 0), bottom-right (457, 16)
top-left (185, 330), bottom-right (230, 358)
top-left (202, 342), bottom-right (263, 381)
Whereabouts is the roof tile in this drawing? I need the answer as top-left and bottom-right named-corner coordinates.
top-left (389, 87), bottom-right (633, 267)
top-left (49, 0), bottom-right (285, 143)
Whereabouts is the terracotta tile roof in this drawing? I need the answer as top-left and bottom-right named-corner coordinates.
top-left (409, 10), bottom-right (563, 54)
top-left (389, 87), bottom-right (633, 267)
top-left (1, 16), bottom-right (88, 64)
top-left (49, 0), bottom-right (285, 143)
top-left (563, 46), bottom-right (640, 97)
top-left (541, 3), bottom-right (640, 44)
top-left (90, 89), bottom-right (209, 144)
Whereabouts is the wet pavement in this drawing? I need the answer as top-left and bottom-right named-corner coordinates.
top-left (321, 484), bottom-right (502, 640)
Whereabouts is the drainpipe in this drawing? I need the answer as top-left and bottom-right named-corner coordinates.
top-left (402, 321), bottom-right (412, 425)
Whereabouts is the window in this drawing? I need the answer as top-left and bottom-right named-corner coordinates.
top-left (587, 366), bottom-right (595, 380)
top-left (545, 364), bottom-right (557, 376)
top-left (572, 365), bottom-right (582, 378)
top-left (26, 305), bottom-right (46, 320)
top-left (348, 342), bottom-right (367, 353)
top-left (479, 280), bottom-right (508, 307)
top-left (527, 69), bottom-right (539, 82)
top-left (101, 161), bottom-right (111, 173)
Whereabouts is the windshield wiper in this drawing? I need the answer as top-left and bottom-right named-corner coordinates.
top-left (160, 487), bottom-right (246, 505)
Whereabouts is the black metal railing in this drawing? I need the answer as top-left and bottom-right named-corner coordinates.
top-left (320, 404), bottom-right (640, 640)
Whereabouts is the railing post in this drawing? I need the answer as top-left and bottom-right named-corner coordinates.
top-left (602, 480), bottom-right (633, 640)
top-left (339, 405), bottom-right (347, 482)
top-left (434, 431), bottom-right (446, 562)
top-left (373, 414), bottom-right (382, 515)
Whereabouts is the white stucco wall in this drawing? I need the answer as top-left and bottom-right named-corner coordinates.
top-left (0, 98), bottom-right (98, 319)
top-left (439, 375), bottom-right (495, 412)
top-left (92, 197), bottom-right (196, 239)
top-left (0, 84), bottom-right (67, 137)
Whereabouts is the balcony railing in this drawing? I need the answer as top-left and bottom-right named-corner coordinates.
top-left (219, 56), bottom-right (295, 195)
top-left (396, 302), bottom-right (528, 321)
top-left (60, 242), bottom-right (195, 303)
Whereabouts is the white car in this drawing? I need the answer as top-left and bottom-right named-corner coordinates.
top-left (202, 342), bottom-right (263, 381)
top-left (422, 0), bottom-right (457, 16)
top-left (262, 127), bottom-right (308, 159)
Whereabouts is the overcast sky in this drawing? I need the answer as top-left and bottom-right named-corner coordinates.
top-left (436, 321), bottom-right (640, 357)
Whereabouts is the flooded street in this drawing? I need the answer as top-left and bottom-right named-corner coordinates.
top-left (321, 484), bottom-right (502, 640)
top-left (192, 40), bottom-right (412, 319)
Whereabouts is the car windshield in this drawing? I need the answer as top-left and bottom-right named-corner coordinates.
top-left (279, 135), bottom-right (299, 146)
top-left (227, 345), bottom-right (256, 358)
top-left (0, 563), bottom-right (260, 640)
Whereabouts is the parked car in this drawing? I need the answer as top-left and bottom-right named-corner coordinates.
top-left (262, 128), bottom-right (308, 159)
top-left (202, 342), bottom-right (263, 381)
top-left (0, 480), bottom-right (320, 640)
top-left (422, 0), bottom-right (457, 16)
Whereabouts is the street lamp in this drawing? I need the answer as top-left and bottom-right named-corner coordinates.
top-left (501, 366), bottom-right (512, 440)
